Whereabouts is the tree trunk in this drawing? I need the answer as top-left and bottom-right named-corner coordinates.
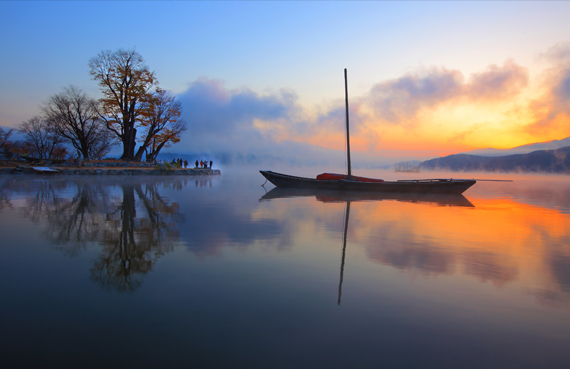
top-left (120, 127), bottom-right (137, 160)
top-left (134, 146), bottom-right (145, 162)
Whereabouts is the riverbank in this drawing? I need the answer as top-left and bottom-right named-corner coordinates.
top-left (0, 159), bottom-right (221, 176)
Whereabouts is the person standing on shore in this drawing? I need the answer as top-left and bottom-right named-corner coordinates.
top-left (210, 160), bottom-right (213, 169)
top-left (195, 160), bottom-right (198, 168)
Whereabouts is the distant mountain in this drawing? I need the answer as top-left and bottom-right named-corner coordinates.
top-left (461, 137), bottom-right (570, 156)
top-left (421, 146), bottom-right (570, 173)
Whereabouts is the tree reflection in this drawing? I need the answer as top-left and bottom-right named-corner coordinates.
top-left (12, 178), bottom-right (182, 292)
top-left (0, 179), bottom-right (12, 210)
top-left (92, 182), bottom-right (181, 292)
top-left (46, 181), bottom-right (112, 256)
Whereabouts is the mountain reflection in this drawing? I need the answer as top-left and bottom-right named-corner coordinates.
top-left (5, 177), bottom-right (183, 292)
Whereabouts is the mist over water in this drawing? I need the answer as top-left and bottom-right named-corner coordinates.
top-left (1, 168), bottom-right (570, 368)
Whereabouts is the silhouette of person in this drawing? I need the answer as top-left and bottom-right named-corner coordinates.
top-left (209, 160), bottom-right (213, 169)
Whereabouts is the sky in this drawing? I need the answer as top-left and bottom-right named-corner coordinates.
top-left (2, 1), bottom-right (570, 166)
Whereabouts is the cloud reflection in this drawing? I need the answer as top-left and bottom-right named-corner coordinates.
top-left (258, 189), bottom-right (570, 308)
top-left (3, 175), bottom-right (570, 308)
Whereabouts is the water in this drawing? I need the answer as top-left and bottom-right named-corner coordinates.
top-left (1, 167), bottom-right (570, 368)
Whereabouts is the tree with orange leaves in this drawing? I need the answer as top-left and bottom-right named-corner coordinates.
top-left (89, 49), bottom-right (157, 160)
top-left (134, 89), bottom-right (187, 162)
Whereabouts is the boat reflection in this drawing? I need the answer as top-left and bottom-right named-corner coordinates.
top-left (260, 186), bottom-right (474, 207)
top-left (258, 186), bottom-right (570, 309)
top-left (260, 187), bottom-right (476, 305)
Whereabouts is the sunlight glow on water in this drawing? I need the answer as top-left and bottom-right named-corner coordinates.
top-left (1, 168), bottom-right (569, 368)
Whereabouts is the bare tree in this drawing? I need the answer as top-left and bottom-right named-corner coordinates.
top-left (135, 89), bottom-right (187, 162)
top-left (18, 116), bottom-right (65, 159)
top-left (0, 127), bottom-right (14, 153)
top-left (89, 48), bottom-right (157, 160)
top-left (0, 141), bottom-right (13, 159)
top-left (89, 124), bottom-right (117, 159)
top-left (42, 86), bottom-right (117, 159)
top-left (9, 140), bottom-right (31, 158)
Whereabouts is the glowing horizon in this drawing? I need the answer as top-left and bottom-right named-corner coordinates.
top-left (1, 1), bottom-right (570, 161)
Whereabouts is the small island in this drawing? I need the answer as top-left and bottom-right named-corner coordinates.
top-left (0, 49), bottom-right (211, 175)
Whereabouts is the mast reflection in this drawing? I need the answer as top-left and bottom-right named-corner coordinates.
top-left (260, 187), bottom-right (475, 305)
top-left (338, 201), bottom-right (350, 306)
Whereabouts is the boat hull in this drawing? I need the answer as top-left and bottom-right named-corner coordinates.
top-left (260, 170), bottom-right (475, 194)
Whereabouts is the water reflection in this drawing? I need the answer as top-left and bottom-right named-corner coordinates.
top-left (2, 174), bottom-right (570, 307)
top-left (260, 187), bottom-right (474, 207)
top-left (90, 182), bottom-right (181, 292)
top-left (195, 178), bottom-right (212, 188)
top-left (22, 180), bottom-right (113, 255)
top-left (261, 188), bottom-right (477, 306)
top-left (338, 201), bottom-right (350, 306)
top-left (258, 185), bottom-right (570, 309)
top-left (2, 177), bottom-right (184, 292)
top-left (3, 173), bottom-right (570, 368)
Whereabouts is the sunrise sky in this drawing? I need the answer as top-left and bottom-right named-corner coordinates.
top-left (2, 1), bottom-right (570, 164)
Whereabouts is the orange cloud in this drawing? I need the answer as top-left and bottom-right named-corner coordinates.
top-left (177, 44), bottom-right (570, 161)
top-left (363, 60), bottom-right (528, 125)
top-left (526, 43), bottom-right (570, 136)
top-left (297, 59), bottom-right (535, 154)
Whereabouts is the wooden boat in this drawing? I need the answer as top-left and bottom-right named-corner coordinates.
top-left (260, 69), bottom-right (476, 194)
top-left (260, 170), bottom-right (475, 194)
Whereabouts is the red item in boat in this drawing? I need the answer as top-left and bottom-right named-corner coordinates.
top-left (316, 173), bottom-right (384, 183)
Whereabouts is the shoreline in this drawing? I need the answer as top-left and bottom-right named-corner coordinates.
top-left (0, 160), bottom-right (221, 176)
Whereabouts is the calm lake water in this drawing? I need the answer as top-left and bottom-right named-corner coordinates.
top-left (1, 167), bottom-right (570, 368)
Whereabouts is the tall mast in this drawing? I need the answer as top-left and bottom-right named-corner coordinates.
top-left (344, 68), bottom-right (352, 178)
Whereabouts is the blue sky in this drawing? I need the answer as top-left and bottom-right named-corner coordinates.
top-left (2, 1), bottom-right (570, 164)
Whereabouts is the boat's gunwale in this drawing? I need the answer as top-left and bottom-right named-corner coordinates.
top-left (261, 170), bottom-right (475, 184)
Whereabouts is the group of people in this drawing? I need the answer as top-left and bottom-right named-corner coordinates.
top-left (167, 158), bottom-right (213, 169)
top-left (196, 160), bottom-right (213, 169)
top-left (171, 158), bottom-right (189, 168)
